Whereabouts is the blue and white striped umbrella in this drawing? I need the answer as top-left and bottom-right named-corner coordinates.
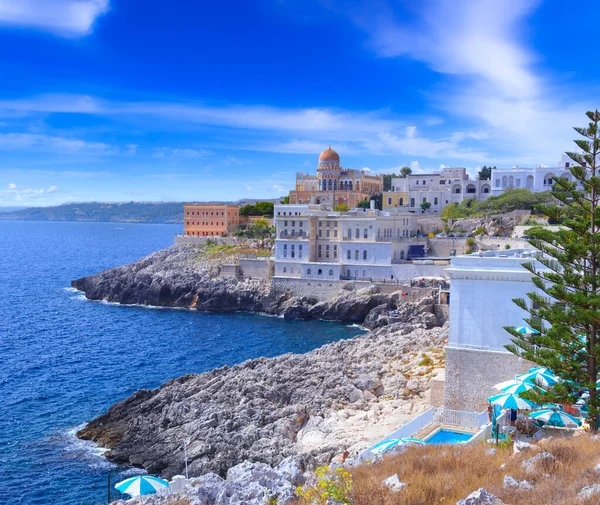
top-left (371, 437), bottom-right (425, 455)
top-left (514, 326), bottom-right (540, 335)
top-left (488, 393), bottom-right (536, 410)
top-left (529, 366), bottom-right (552, 374)
top-left (516, 371), bottom-right (559, 387)
top-left (529, 409), bottom-right (581, 428)
top-left (500, 381), bottom-right (543, 395)
top-left (115, 476), bottom-right (169, 497)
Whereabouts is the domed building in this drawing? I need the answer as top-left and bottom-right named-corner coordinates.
top-left (289, 147), bottom-right (383, 209)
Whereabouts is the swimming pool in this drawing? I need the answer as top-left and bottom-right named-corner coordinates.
top-left (425, 428), bottom-right (475, 444)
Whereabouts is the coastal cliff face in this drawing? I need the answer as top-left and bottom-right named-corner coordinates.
top-left (71, 245), bottom-right (431, 324)
top-left (78, 317), bottom-right (447, 479)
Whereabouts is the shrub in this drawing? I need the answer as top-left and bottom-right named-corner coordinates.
top-left (504, 244), bottom-right (511, 249)
top-left (473, 226), bottom-right (487, 236)
top-left (297, 466), bottom-right (353, 504)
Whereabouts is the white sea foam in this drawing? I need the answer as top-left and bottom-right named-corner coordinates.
top-left (346, 323), bottom-right (368, 331)
top-left (60, 423), bottom-right (116, 470)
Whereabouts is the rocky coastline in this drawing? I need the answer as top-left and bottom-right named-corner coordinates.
top-left (71, 244), bottom-right (432, 324)
top-left (73, 244), bottom-right (448, 503)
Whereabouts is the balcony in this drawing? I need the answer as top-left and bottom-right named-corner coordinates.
top-left (278, 231), bottom-right (309, 240)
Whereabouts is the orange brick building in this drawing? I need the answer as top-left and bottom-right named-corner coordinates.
top-left (184, 203), bottom-right (240, 237)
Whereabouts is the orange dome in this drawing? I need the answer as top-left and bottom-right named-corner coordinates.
top-left (318, 146), bottom-right (340, 162)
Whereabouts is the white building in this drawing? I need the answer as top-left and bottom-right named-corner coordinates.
top-left (384, 167), bottom-right (492, 213)
top-left (273, 204), bottom-right (419, 281)
top-left (491, 155), bottom-right (585, 196)
top-left (443, 249), bottom-right (542, 411)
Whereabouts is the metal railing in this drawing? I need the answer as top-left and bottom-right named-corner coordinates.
top-left (432, 408), bottom-right (479, 429)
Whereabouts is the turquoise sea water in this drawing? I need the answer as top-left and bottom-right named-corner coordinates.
top-left (0, 221), bottom-right (362, 504)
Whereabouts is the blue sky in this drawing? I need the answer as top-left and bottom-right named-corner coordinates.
top-left (0, 0), bottom-right (599, 206)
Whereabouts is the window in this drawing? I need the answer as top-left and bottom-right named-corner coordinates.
top-left (422, 180), bottom-right (426, 185)
top-left (283, 267), bottom-right (287, 273)
top-left (363, 228), bottom-right (367, 238)
top-left (410, 198), bottom-right (415, 207)
top-left (319, 221), bottom-right (322, 227)
top-left (355, 228), bottom-right (360, 239)
top-left (319, 230), bottom-right (322, 238)
top-left (399, 198), bottom-right (404, 206)
top-left (284, 220), bottom-right (288, 226)
top-left (355, 250), bottom-right (359, 260)
top-left (299, 245), bottom-right (303, 258)
top-left (416, 180), bottom-right (419, 185)
top-left (434, 197), bottom-right (438, 205)
top-left (299, 221), bottom-right (303, 227)
top-left (318, 269), bottom-right (323, 275)
top-left (347, 250), bottom-right (351, 260)
top-left (326, 229), bottom-right (330, 238)
top-left (291, 245), bottom-right (295, 258)
top-left (333, 245), bottom-right (338, 258)
top-left (291, 221), bottom-right (295, 227)
top-left (334, 230), bottom-right (338, 238)
top-left (318, 244), bottom-right (322, 258)
top-left (363, 250), bottom-right (367, 260)
top-left (422, 197), bottom-right (426, 203)
top-left (348, 229), bottom-right (352, 239)
top-left (440, 180), bottom-right (446, 185)
top-left (283, 244), bottom-right (287, 258)
top-left (326, 245), bottom-right (330, 258)
top-left (307, 268), bottom-right (311, 275)
top-left (334, 221), bottom-right (338, 227)
top-left (329, 269), bottom-right (334, 276)
top-left (388, 197), bottom-right (392, 205)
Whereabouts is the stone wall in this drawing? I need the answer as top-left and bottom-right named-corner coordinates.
top-left (220, 265), bottom-right (240, 278)
top-left (174, 235), bottom-right (239, 246)
top-left (476, 237), bottom-right (530, 251)
top-left (426, 238), bottom-right (468, 257)
top-left (429, 371), bottom-right (445, 408)
top-left (238, 259), bottom-right (270, 280)
top-left (270, 277), bottom-right (370, 301)
top-left (444, 346), bottom-right (534, 412)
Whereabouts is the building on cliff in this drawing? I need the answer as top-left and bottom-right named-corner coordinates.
top-left (382, 167), bottom-right (492, 213)
top-left (183, 203), bottom-right (240, 237)
top-left (288, 147), bottom-right (383, 209)
top-left (490, 154), bottom-right (586, 196)
top-left (443, 249), bottom-right (543, 412)
top-left (272, 203), bottom-right (429, 281)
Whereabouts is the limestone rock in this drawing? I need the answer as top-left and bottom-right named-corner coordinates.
top-left (382, 474), bottom-right (406, 492)
top-left (578, 484), bottom-right (600, 502)
top-left (513, 440), bottom-right (539, 455)
top-left (521, 452), bottom-right (556, 474)
top-left (456, 488), bottom-right (507, 505)
top-left (503, 475), bottom-right (533, 491)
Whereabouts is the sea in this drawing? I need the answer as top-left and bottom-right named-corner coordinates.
top-left (0, 221), bottom-right (363, 504)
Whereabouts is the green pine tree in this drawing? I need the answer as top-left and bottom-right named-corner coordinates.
top-left (505, 110), bottom-right (600, 431)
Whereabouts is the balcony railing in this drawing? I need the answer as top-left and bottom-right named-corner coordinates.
top-left (278, 231), bottom-right (309, 239)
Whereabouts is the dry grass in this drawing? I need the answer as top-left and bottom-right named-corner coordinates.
top-left (301, 434), bottom-right (600, 505)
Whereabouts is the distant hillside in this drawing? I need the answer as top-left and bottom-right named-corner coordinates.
top-left (0, 202), bottom-right (187, 223)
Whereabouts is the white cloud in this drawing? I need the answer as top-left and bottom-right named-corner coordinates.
top-left (153, 147), bottom-right (211, 159)
top-left (272, 184), bottom-right (284, 192)
top-left (355, 0), bottom-right (596, 165)
top-left (244, 184), bottom-right (252, 191)
top-left (0, 0), bottom-right (109, 36)
top-left (0, 132), bottom-right (109, 153)
top-left (1, 182), bottom-right (59, 203)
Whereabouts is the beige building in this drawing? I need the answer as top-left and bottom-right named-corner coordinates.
top-left (184, 203), bottom-right (240, 236)
top-left (289, 147), bottom-right (383, 209)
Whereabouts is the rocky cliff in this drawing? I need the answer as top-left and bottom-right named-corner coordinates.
top-left (78, 316), bottom-right (447, 479)
top-left (71, 244), bottom-right (432, 324)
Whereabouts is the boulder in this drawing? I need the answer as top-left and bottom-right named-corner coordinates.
top-left (456, 488), bottom-right (507, 505)
top-left (503, 475), bottom-right (533, 491)
top-left (578, 484), bottom-right (600, 502)
top-left (513, 440), bottom-right (539, 455)
top-left (382, 474), bottom-right (406, 492)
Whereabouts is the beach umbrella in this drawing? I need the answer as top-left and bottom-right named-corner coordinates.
top-left (115, 476), bottom-right (169, 497)
top-left (500, 381), bottom-right (543, 395)
top-left (529, 409), bottom-right (581, 428)
top-left (488, 393), bottom-right (536, 410)
top-left (493, 379), bottom-right (520, 391)
top-left (371, 437), bottom-right (425, 455)
top-left (514, 326), bottom-right (540, 335)
top-left (516, 371), bottom-right (559, 387)
top-left (529, 366), bottom-right (552, 374)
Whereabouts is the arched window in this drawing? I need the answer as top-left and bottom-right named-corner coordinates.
top-left (399, 198), bottom-right (404, 206)
top-left (355, 228), bottom-right (360, 238)
top-left (348, 181), bottom-right (353, 190)
top-left (307, 268), bottom-right (311, 275)
top-left (348, 229), bottom-right (352, 239)
top-left (508, 176), bottom-right (514, 187)
top-left (400, 250), bottom-right (405, 259)
top-left (502, 176), bottom-right (508, 188)
top-left (347, 269), bottom-right (351, 277)
top-left (333, 179), bottom-right (338, 190)
top-left (317, 269), bottom-right (323, 275)
top-left (363, 250), bottom-right (367, 260)
top-left (328, 179), bottom-right (333, 190)
top-left (347, 250), bottom-right (351, 260)
top-left (328, 269), bottom-right (333, 276)
top-left (355, 250), bottom-right (359, 260)
top-left (363, 228), bottom-right (368, 238)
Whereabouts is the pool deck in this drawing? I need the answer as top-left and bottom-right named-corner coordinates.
top-left (414, 423), bottom-right (478, 442)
